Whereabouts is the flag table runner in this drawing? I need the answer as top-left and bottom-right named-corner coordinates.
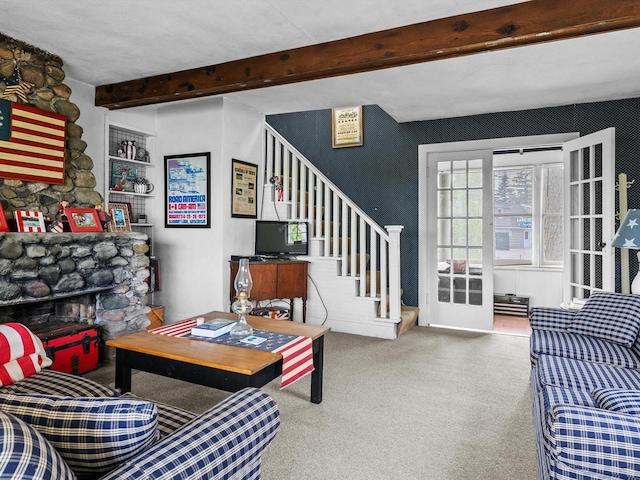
top-left (150, 319), bottom-right (314, 388)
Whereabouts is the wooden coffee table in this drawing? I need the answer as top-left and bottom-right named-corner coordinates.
top-left (106, 311), bottom-right (330, 404)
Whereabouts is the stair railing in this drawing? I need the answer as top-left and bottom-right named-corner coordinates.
top-left (264, 123), bottom-right (403, 321)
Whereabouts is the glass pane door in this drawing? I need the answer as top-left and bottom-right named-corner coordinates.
top-left (427, 150), bottom-right (493, 330)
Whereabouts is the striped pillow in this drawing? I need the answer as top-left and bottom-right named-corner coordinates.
top-left (0, 323), bottom-right (52, 386)
top-left (566, 293), bottom-right (640, 347)
top-left (0, 394), bottom-right (158, 480)
top-left (0, 410), bottom-right (75, 479)
top-left (592, 388), bottom-right (640, 415)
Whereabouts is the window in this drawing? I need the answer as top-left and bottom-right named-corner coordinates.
top-left (493, 161), bottom-right (563, 267)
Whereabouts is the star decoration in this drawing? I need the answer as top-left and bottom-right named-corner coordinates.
top-left (1, 67), bottom-right (34, 103)
top-left (623, 238), bottom-right (638, 248)
top-left (627, 218), bottom-right (638, 229)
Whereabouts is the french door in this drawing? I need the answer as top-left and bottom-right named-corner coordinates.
top-left (563, 128), bottom-right (615, 301)
top-left (426, 150), bottom-right (494, 330)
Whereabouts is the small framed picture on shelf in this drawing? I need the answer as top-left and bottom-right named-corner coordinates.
top-left (107, 203), bottom-right (132, 232)
top-left (111, 161), bottom-right (137, 191)
top-left (66, 208), bottom-right (103, 233)
top-left (15, 210), bottom-right (46, 232)
top-left (118, 201), bottom-right (134, 223)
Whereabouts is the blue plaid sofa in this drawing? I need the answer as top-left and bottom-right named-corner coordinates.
top-left (529, 292), bottom-right (640, 480)
top-left (0, 369), bottom-right (280, 479)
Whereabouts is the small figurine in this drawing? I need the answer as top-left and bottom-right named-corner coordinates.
top-left (95, 204), bottom-right (111, 229)
top-left (270, 176), bottom-right (284, 202)
top-left (59, 199), bottom-right (69, 218)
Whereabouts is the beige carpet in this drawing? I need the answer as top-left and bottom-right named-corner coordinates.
top-left (86, 327), bottom-right (537, 480)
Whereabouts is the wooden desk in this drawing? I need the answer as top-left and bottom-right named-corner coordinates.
top-left (106, 311), bottom-right (330, 403)
top-left (230, 260), bottom-right (308, 322)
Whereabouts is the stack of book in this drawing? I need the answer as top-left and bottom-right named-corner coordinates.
top-left (190, 319), bottom-right (237, 338)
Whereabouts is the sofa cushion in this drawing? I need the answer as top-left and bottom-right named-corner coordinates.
top-left (530, 329), bottom-right (640, 368)
top-left (0, 369), bottom-right (118, 398)
top-left (535, 354), bottom-right (640, 392)
top-left (0, 323), bottom-right (52, 387)
top-left (567, 292), bottom-right (640, 347)
top-left (592, 388), bottom-right (640, 415)
top-left (121, 392), bottom-right (197, 437)
top-left (0, 410), bottom-right (75, 480)
top-left (0, 394), bottom-right (158, 480)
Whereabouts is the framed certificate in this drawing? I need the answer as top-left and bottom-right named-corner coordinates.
top-left (332, 106), bottom-right (363, 148)
top-left (231, 159), bottom-right (258, 218)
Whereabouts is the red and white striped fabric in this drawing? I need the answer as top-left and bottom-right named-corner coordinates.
top-left (150, 319), bottom-right (314, 389)
top-left (0, 323), bottom-right (52, 387)
top-left (273, 336), bottom-right (314, 389)
top-left (150, 319), bottom-right (196, 337)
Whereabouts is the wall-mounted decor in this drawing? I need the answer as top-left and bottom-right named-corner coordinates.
top-left (107, 203), bottom-right (132, 232)
top-left (331, 106), bottom-right (363, 148)
top-left (0, 204), bottom-right (8, 232)
top-left (0, 99), bottom-right (66, 184)
top-left (231, 159), bottom-right (258, 218)
top-left (165, 152), bottom-right (211, 227)
top-left (66, 208), bottom-right (103, 233)
top-left (15, 210), bottom-right (45, 232)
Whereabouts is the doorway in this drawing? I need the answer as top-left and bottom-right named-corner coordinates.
top-left (418, 133), bottom-right (580, 331)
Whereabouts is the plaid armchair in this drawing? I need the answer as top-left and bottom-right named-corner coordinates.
top-left (0, 369), bottom-right (280, 479)
top-left (529, 293), bottom-right (640, 480)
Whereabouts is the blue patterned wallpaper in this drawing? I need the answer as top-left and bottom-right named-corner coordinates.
top-left (267, 98), bottom-right (640, 306)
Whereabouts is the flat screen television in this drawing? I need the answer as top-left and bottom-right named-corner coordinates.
top-left (255, 220), bottom-right (308, 258)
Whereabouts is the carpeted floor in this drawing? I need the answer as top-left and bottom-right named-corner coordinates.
top-left (86, 326), bottom-right (537, 480)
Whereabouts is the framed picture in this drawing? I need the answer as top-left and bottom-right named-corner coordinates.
top-left (66, 208), bottom-right (103, 232)
top-left (119, 201), bottom-right (134, 223)
top-left (15, 210), bottom-right (46, 232)
top-left (0, 204), bottom-right (8, 232)
top-left (231, 159), bottom-right (258, 219)
top-left (111, 161), bottom-right (137, 191)
top-left (332, 106), bottom-right (363, 148)
top-left (165, 152), bottom-right (211, 227)
top-left (107, 203), bottom-right (132, 232)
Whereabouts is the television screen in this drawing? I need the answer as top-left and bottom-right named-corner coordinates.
top-left (255, 220), bottom-right (308, 257)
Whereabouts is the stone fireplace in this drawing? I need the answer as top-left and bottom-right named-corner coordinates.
top-left (0, 232), bottom-right (151, 340)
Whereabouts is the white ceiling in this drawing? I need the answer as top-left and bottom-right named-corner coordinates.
top-left (2, 0), bottom-right (640, 122)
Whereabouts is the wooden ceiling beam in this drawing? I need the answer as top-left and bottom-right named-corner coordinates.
top-left (95, 0), bottom-right (640, 109)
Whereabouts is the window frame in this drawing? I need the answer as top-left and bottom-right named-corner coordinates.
top-left (493, 149), bottom-right (564, 268)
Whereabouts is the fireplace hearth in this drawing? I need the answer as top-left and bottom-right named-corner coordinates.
top-left (0, 232), bottom-right (151, 340)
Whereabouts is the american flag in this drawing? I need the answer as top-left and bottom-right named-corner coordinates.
top-left (0, 99), bottom-right (66, 184)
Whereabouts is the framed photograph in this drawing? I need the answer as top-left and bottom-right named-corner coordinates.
top-left (0, 204), bottom-right (8, 232)
top-left (165, 152), bottom-right (211, 227)
top-left (111, 161), bottom-right (137, 191)
top-left (332, 106), bottom-right (363, 148)
top-left (15, 210), bottom-right (46, 232)
top-left (66, 208), bottom-right (103, 232)
top-left (231, 159), bottom-right (257, 219)
top-left (107, 203), bottom-right (132, 232)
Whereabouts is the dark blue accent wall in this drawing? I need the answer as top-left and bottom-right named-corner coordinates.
top-left (267, 98), bottom-right (640, 306)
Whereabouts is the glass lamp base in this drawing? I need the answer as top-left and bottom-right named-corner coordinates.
top-left (229, 316), bottom-right (253, 337)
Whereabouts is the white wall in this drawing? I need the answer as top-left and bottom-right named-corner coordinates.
top-left (66, 79), bottom-right (265, 324)
top-left (493, 268), bottom-right (563, 308)
top-left (152, 98), bottom-right (264, 322)
top-left (65, 78), bottom-right (108, 193)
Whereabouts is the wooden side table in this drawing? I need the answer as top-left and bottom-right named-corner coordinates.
top-left (230, 260), bottom-right (308, 322)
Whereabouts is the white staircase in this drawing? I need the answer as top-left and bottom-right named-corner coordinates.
top-left (262, 123), bottom-right (414, 339)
